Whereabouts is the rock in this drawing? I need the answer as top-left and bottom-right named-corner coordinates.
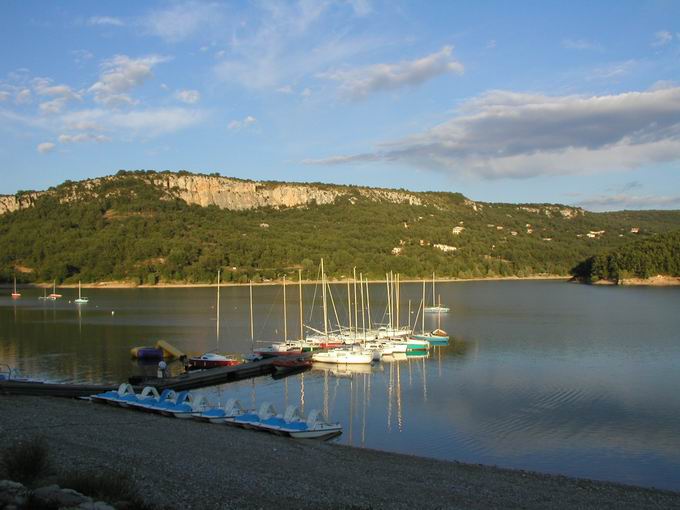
top-left (77, 501), bottom-right (116, 509)
top-left (0, 480), bottom-right (27, 507)
top-left (31, 484), bottom-right (91, 508)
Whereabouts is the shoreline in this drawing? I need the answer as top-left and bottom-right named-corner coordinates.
top-left (2, 274), bottom-right (570, 290)
top-left (1, 396), bottom-right (678, 509)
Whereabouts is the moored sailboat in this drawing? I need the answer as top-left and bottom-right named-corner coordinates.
top-left (74, 280), bottom-right (89, 304)
top-left (424, 273), bottom-right (449, 313)
top-left (11, 276), bottom-right (21, 299)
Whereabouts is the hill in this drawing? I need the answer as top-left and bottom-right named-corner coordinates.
top-left (571, 231), bottom-right (680, 283)
top-left (1, 170), bottom-right (679, 284)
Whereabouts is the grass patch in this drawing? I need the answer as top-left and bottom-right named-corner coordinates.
top-left (0, 436), bottom-right (50, 485)
top-left (58, 470), bottom-right (156, 510)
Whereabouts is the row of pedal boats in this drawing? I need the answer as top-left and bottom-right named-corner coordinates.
top-left (91, 384), bottom-right (342, 440)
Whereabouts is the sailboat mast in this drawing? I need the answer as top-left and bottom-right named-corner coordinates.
top-left (321, 259), bottom-right (328, 337)
top-left (353, 267), bottom-right (358, 340)
top-left (249, 280), bottom-right (254, 349)
top-left (347, 279), bottom-right (352, 335)
top-left (298, 269), bottom-right (304, 340)
top-left (385, 274), bottom-right (391, 330)
top-left (216, 269), bottom-right (221, 344)
top-left (365, 278), bottom-right (372, 331)
top-left (394, 273), bottom-right (400, 330)
top-left (408, 299), bottom-right (411, 330)
top-left (360, 273), bottom-right (366, 341)
top-left (283, 275), bottom-right (288, 342)
top-left (432, 272), bottom-right (436, 308)
top-left (421, 280), bottom-right (426, 334)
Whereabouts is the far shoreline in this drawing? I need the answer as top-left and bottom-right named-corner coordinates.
top-left (3, 274), bottom-right (571, 289)
top-left (5, 274), bottom-right (680, 290)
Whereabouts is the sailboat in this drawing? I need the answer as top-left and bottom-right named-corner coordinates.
top-left (411, 283), bottom-right (449, 345)
top-left (48, 280), bottom-right (62, 300)
top-left (11, 276), bottom-right (21, 299)
top-left (188, 269), bottom-right (239, 370)
top-left (423, 272), bottom-right (449, 313)
top-left (38, 287), bottom-right (49, 300)
top-left (74, 281), bottom-right (89, 304)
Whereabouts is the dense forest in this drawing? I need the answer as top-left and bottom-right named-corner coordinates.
top-left (571, 231), bottom-right (680, 282)
top-left (1, 171), bottom-right (680, 284)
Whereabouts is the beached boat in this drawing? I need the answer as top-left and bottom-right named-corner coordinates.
top-left (256, 406), bottom-right (343, 439)
top-left (188, 352), bottom-right (240, 370)
top-left (193, 398), bottom-right (248, 424)
top-left (74, 280), bottom-right (88, 304)
top-left (231, 401), bottom-right (277, 429)
top-left (11, 276), bottom-right (20, 299)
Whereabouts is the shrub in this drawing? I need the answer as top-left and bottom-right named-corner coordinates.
top-left (1, 436), bottom-right (50, 485)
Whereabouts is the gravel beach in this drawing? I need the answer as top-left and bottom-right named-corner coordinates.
top-left (1, 396), bottom-right (678, 509)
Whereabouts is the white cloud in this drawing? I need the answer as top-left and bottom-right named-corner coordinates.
top-left (142, 2), bottom-right (225, 42)
top-left (16, 89), bottom-right (32, 104)
top-left (486, 39), bottom-right (497, 49)
top-left (228, 115), bottom-right (256, 130)
top-left (305, 86), bottom-right (680, 179)
top-left (319, 46), bottom-right (464, 99)
top-left (0, 91), bottom-right (9, 102)
top-left (61, 107), bottom-right (206, 137)
top-left (58, 133), bottom-right (110, 143)
top-left (37, 142), bottom-right (55, 154)
top-left (588, 60), bottom-right (636, 82)
top-left (87, 16), bottom-right (124, 27)
top-left (576, 193), bottom-right (680, 211)
top-left (562, 38), bottom-right (603, 51)
top-left (33, 78), bottom-right (82, 101)
top-left (39, 98), bottom-right (68, 114)
top-left (174, 89), bottom-right (201, 104)
top-left (89, 55), bottom-right (169, 107)
top-left (300, 87), bottom-right (312, 97)
top-left (276, 85), bottom-right (294, 94)
top-left (214, 2), bottom-right (381, 90)
top-left (652, 30), bottom-right (673, 47)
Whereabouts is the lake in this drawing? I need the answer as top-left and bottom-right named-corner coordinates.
top-left (2, 280), bottom-right (679, 491)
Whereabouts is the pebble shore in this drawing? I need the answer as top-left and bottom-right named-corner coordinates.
top-left (1, 396), bottom-right (679, 509)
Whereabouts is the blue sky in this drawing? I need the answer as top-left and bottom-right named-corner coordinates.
top-left (1, 1), bottom-right (679, 211)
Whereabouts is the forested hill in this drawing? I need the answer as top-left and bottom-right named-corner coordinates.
top-left (571, 231), bottom-right (680, 282)
top-left (1, 170), bottom-right (679, 284)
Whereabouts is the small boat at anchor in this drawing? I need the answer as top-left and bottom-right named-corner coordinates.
top-left (74, 280), bottom-right (88, 304)
top-left (187, 352), bottom-right (240, 370)
top-left (11, 276), bottom-right (20, 299)
top-left (47, 280), bottom-right (62, 300)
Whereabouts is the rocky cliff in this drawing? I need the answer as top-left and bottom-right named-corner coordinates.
top-left (0, 172), bottom-right (425, 215)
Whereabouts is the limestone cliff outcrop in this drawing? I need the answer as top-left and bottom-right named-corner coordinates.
top-left (0, 172), bottom-right (423, 215)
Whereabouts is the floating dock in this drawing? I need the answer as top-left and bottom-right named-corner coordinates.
top-left (0, 357), bottom-right (288, 397)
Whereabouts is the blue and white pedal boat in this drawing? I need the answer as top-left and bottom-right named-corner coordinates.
top-left (231, 402), bottom-right (276, 429)
top-left (193, 398), bottom-right (248, 424)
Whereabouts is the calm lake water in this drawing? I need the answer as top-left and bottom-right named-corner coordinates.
top-left (2, 280), bottom-right (680, 491)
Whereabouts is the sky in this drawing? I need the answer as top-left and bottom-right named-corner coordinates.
top-left (1, 1), bottom-right (679, 211)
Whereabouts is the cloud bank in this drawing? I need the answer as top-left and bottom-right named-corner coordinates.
top-left (306, 86), bottom-right (680, 179)
top-left (320, 46), bottom-right (463, 99)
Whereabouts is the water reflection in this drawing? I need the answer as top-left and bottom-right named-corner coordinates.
top-left (2, 282), bottom-right (680, 490)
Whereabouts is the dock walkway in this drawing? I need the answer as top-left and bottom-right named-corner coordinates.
top-left (0, 357), bottom-right (290, 397)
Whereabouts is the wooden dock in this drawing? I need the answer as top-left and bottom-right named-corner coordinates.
top-left (0, 357), bottom-right (283, 398)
